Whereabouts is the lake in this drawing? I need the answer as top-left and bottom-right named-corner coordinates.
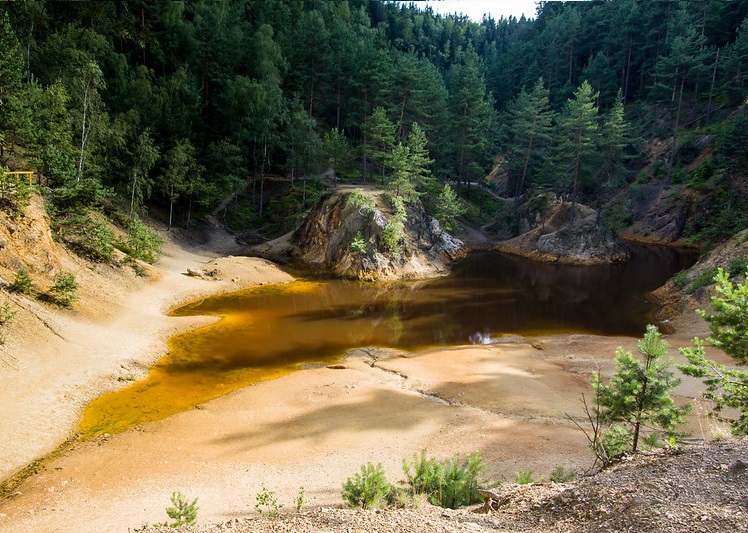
top-left (78, 244), bottom-right (696, 437)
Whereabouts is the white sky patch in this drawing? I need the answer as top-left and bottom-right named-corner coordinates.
top-left (398, 0), bottom-right (541, 22)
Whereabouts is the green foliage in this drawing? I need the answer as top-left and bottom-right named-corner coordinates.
top-left (53, 214), bottom-right (114, 263)
top-left (382, 221), bottom-right (404, 257)
top-left (549, 466), bottom-right (576, 483)
top-left (346, 188), bottom-right (375, 214)
top-left (0, 168), bottom-right (32, 213)
top-left (514, 470), bottom-right (535, 484)
top-left (294, 486), bottom-right (306, 513)
top-left (349, 231), bottom-right (367, 256)
top-left (592, 325), bottom-right (690, 453)
top-left (117, 217), bottom-right (162, 264)
top-left (670, 270), bottom-right (690, 291)
top-left (158, 491), bottom-right (198, 528)
top-left (0, 300), bottom-right (15, 345)
top-left (48, 272), bottom-right (79, 307)
top-left (401, 449), bottom-right (485, 509)
top-left (697, 268), bottom-right (748, 363)
top-left (687, 268), bottom-right (719, 294)
top-left (434, 184), bottom-right (465, 233)
top-left (595, 424), bottom-right (633, 461)
top-left (342, 462), bottom-right (393, 510)
top-left (7, 269), bottom-right (34, 295)
top-left (255, 485), bottom-right (283, 517)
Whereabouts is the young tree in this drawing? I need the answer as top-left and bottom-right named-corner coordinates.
top-left (322, 128), bottom-right (349, 188)
top-left (554, 80), bottom-right (600, 224)
top-left (592, 324), bottom-right (690, 453)
top-left (434, 183), bottom-right (465, 233)
top-left (679, 268), bottom-right (748, 435)
top-left (160, 139), bottom-right (199, 230)
top-left (366, 107), bottom-right (396, 186)
top-left (597, 89), bottom-right (633, 191)
top-left (128, 129), bottom-right (159, 219)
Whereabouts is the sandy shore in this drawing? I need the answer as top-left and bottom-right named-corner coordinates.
top-left (0, 227), bottom-right (719, 532)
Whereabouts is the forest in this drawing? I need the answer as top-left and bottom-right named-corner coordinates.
top-left (1, 0), bottom-right (748, 250)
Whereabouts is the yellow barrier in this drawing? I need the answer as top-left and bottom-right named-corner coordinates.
top-left (2, 171), bottom-right (34, 185)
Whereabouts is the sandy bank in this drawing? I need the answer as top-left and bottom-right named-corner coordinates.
top-left (0, 227), bottom-right (721, 532)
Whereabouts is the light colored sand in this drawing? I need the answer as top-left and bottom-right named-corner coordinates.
top-left (0, 227), bottom-right (717, 532)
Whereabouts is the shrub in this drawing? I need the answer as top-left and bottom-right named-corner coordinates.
top-left (342, 462), bottom-right (393, 509)
top-left (294, 486), bottom-right (306, 513)
top-left (255, 485), bottom-right (283, 517)
top-left (349, 231), bottom-right (367, 256)
top-left (158, 491), bottom-right (198, 528)
top-left (347, 188), bottom-right (375, 213)
top-left (0, 167), bottom-right (32, 213)
top-left (688, 268), bottom-right (719, 294)
top-left (382, 221), bottom-right (404, 256)
top-left (670, 270), bottom-right (689, 291)
top-left (0, 300), bottom-right (15, 345)
top-left (549, 466), bottom-right (576, 483)
top-left (514, 470), bottom-right (535, 484)
top-left (7, 269), bottom-right (34, 294)
top-left (48, 272), bottom-right (78, 307)
top-left (54, 213), bottom-right (114, 263)
top-left (118, 217), bottom-right (162, 263)
top-left (402, 449), bottom-right (485, 509)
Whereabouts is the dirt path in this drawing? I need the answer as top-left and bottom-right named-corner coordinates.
top-left (0, 220), bottom-right (719, 532)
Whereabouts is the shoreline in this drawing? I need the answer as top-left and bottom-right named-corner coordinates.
top-left (0, 229), bottom-right (717, 532)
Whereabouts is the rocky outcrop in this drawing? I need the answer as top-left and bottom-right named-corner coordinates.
top-left (290, 190), bottom-right (463, 281)
top-left (497, 195), bottom-right (630, 264)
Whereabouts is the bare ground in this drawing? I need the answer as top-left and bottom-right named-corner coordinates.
top-left (0, 204), bottom-right (742, 532)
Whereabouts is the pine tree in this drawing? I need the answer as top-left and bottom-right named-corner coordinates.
top-left (554, 80), bottom-right (600, 223)
top-left (366, 107), bottom-right (396, 186)
top-left (507, 77), bottom-right (554, 200)
top-left (597, 89), bottom-right (632, 191)
top-left (593, 324), bottom-right (690, 453)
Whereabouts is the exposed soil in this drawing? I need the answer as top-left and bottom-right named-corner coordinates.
top-left (0, 197), bottom-right (743, 533)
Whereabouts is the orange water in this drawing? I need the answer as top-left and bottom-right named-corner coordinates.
top-left (79, 246), bottom-right (695, 437)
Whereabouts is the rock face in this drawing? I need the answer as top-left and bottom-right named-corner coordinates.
top-left (292, 190), bottom-right (463, 281)
top-left (497, 195), bottom-right (630, 264)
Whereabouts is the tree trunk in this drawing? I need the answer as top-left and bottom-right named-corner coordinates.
top-left (707, 49), bottom-right (720, 124)
top-left (77, 82), bottom-right (90, 183)
top-left (168, 183), bottom-right (174, 230)
top-left (129, 173), bottom-right (137, 219)
top-left (667, 72), bottom-right (686, 183)
top-left (623, 38), bottom-right (632, 104)
top-left (515, 115), bottom-right (538, 205)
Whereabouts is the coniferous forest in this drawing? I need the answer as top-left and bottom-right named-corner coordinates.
top-left (1, 0), bottom-right (748, 246)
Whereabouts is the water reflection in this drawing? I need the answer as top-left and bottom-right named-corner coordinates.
top-left (79, 244), bottom-right (695, 436)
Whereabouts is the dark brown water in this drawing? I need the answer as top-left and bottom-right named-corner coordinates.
top-left (79, 244), bottom-right (695, 436)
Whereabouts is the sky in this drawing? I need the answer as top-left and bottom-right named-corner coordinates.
top-left (399, 0), bottom-right (541, 22)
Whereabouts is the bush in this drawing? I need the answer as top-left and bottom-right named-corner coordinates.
top-left (157, 491), bottom-right (198, 528)
top-left (514, 470), bottom-right (535, 484)
top-left (670, 270), bottom-right (689, 291)
top-left (0, 300), bottom-right (15, 345)
top-left (349, 231), bottom-right (367, 256)
top-left (402, 449), bottom-right (485, 509)
top-left (0, 167), bottom-right (32, 213)
top-left (549, 466), bottom-right (576, 483)
top-left (342, 462), bottom-right (393, 509)
top-left (688, 268), bottom-right (719, 294)
top-left (346, 188), bottom-right (375, 213)
top-left (48, 272), bottom-right (78, 307)
top-left (7, 269), bottom-right (34, 294)
top-left (255, 485), bottom-right (283, 517)
top-left (53, 213), bottom-right (114, 263)
top-left (382, 221), bottom-right (404, 256)
top-left (118, 217), bottom-right (162, 263)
